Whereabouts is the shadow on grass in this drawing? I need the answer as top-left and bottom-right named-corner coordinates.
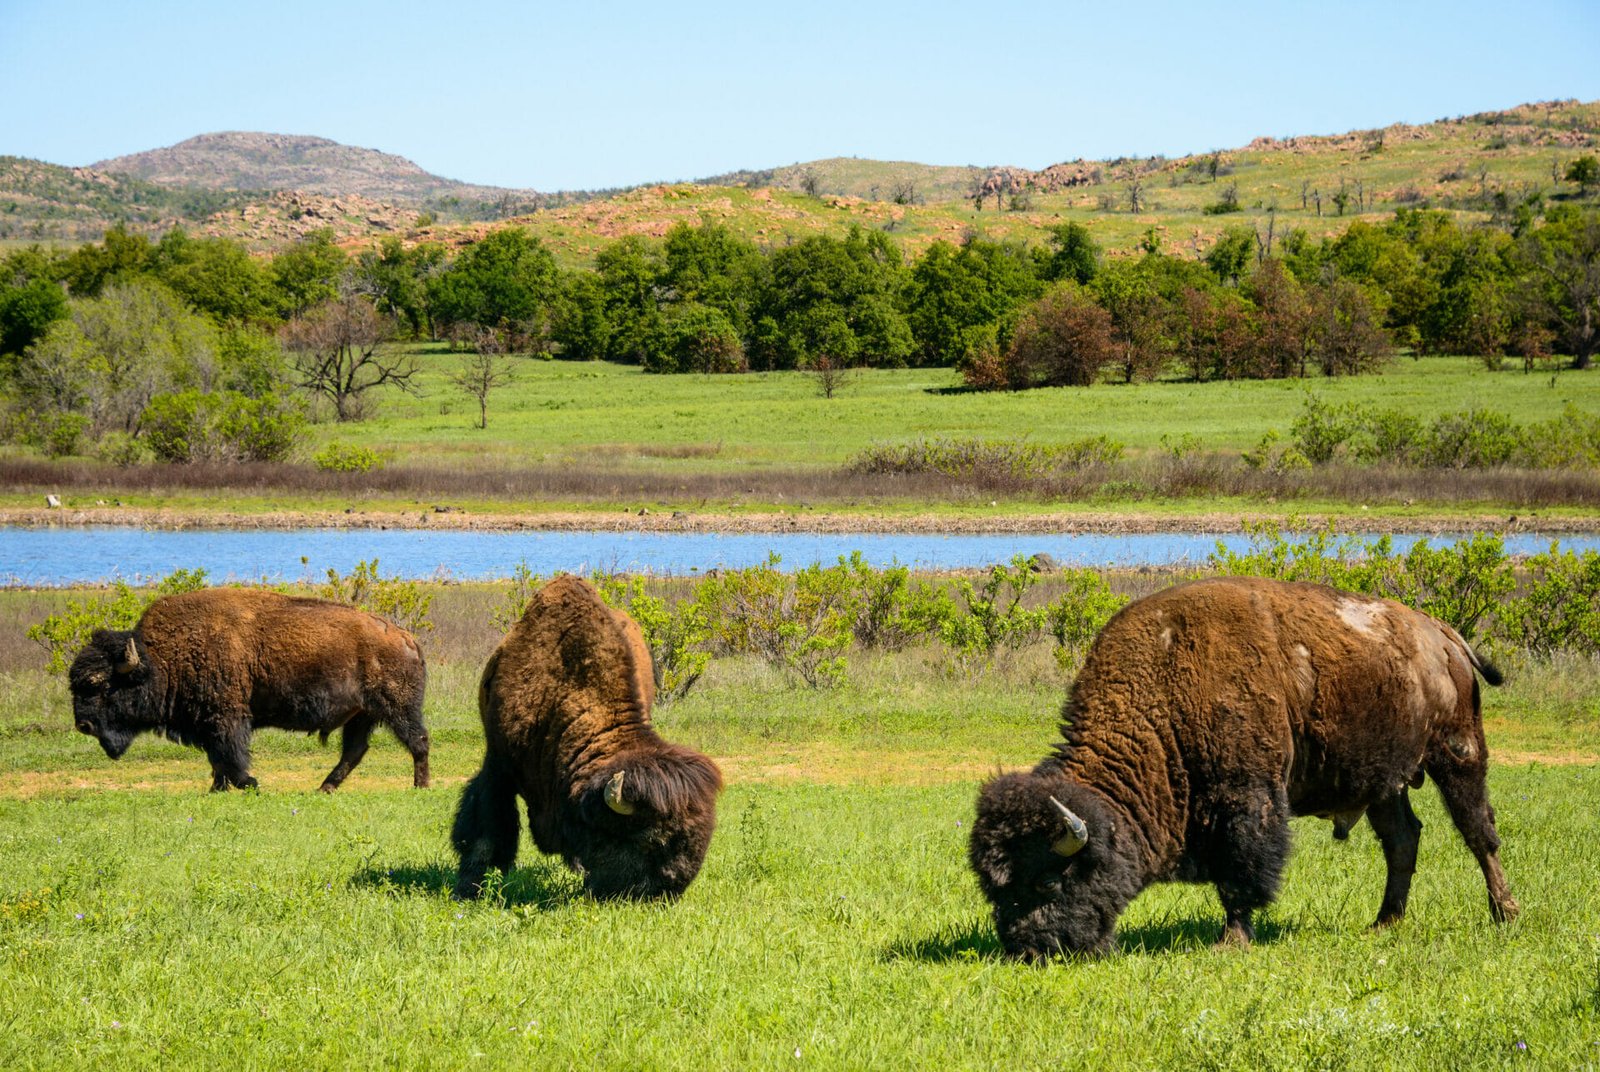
top-left (883, 918), bottom-right (1007, 963)
top-left (351, 860), bottom-right (583, 910)
top-left (1116, 913), bottom-right (1297, 956)
top-left (887, 913), bottom-right (1300, 964)
top-left (922, 385), bottom-right (981, 396)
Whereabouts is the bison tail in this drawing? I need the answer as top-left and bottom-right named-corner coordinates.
top-left (1469, 647), bottom-right (1504, 687)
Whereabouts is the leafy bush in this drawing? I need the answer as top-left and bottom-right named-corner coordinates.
top-left (1412, 409), bottom-right (1521, 470)
top-left (1289, 395), bottom-right (1361, 464)
top-left (696, 554), bottom-right (854, 687)
top-left (1498, 545), bottom-right (1600, 658)
top-left (490, 561), bottom-right (540, 634)
top-left (28, 568), bottom-right (209, 674)
top-left (595, 573), bottom-right (712, 703)
top-left (142, 390), bottom-right (307, 464)
top-left (846, 435), bottom-right (1122, 481)
top-left (1045, 570), bottom-right (1129, 671)
top-left (313, 441), bottom-right (385, 473)
top-left (318, 559), bottom-right (433, 634)
top-left (933, 556), bottom-right (1047, 672)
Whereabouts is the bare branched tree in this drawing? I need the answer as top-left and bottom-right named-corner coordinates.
top-left (451, 327), bottom-right (516, 429)
top-left (281, 294), bottom-right (417, 421)
top-left (1127, 175), bottom-right (1146, 214)
top-left (809, 353), bottom-right (850, 399)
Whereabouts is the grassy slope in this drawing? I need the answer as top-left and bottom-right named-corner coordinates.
top-left (3, 606), bottom-right (1598, 1068)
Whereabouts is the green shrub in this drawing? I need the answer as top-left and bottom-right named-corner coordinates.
top-left (1045, 569), bottom-right (1129, 671)
top-left (696, 554), bottom-right (854, 687)
top-left (318, 559), bottom-right (433, 634)
top-left (143, 390), bottom-right (306, 463)
top-left (595, 573), bottom-right (712, 703)
top-left (490, 561), bottom-right (540, 634)
top-left (1498, 545), bottom-right (1600, 658)
top-left (933, 556), bottom-right (1047, 672)
top-left (1412, 409), bottom-right (1520, 469)
top-left (1289, 395), bottom-right (1361, 464)
top-left (313, 441), bottom-right (385, 473)
top-left (27, 568), bottom-right (209, 674)
top-left (1517, 405), bottom-right (1600, 469)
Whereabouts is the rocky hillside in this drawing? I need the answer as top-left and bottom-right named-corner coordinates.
top-left (93, 132), bottom-right (542, 208)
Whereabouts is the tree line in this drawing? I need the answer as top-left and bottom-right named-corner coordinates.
top-left (0, 200), bottom-right (1596, 460)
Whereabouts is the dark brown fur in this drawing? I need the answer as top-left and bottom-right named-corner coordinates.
top-left (67, 588), bottom-right (429, 792)
top-left (969, 576), bottom-right (1517, 959)
top-left (452, 576), bottom-right (722, 901)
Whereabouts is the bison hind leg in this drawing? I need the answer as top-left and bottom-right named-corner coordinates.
top-left (452, 751), bottom-right (520, 901)
top-left (319, 714), bottom-right (377, 793)
top-left (1425, 742), bottom-right (1519, 925)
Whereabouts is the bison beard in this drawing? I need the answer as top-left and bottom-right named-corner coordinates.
top-left (969, 576), bottom-right (1519, 960)
top-left (67, 589), bottom-right (430, 793)
top-left (452, 576), bottom-right (721, 902)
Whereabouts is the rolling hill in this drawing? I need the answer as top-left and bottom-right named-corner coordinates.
top-left (3, 100), bottom-right (1597, 258)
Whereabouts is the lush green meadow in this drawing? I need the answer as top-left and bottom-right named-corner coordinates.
top-left (7, 352), bottom-right (1595, 523)
top-left (331, 350), bottom-right (1600, 466)
top-left (3, 578), bottom-right (1600, 1069)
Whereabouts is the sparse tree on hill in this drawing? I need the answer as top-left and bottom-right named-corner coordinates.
top-left (281, 294), bottom-right (416, 421)
top-left (1566, 156), bottom-right (1600, 195)
top-left (800, 171), bottom-right (822, 198)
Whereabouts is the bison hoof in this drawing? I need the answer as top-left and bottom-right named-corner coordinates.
top-left (318, 782), bottom-right (339, 794)
top-left (1491, 896), bottom-right (1521, 924)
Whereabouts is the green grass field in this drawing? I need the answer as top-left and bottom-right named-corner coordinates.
top-left (3, 578), bottom-right (1599, 1069)
top-left (8, 351), bottom-right (1593, 524)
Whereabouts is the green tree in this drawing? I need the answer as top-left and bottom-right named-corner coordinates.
top-left (755, 228), bottom-right (913, 369)
top-left (270, 229), bottom-right (348, 318)
top-left (1039, 222), bottom-right (1100, 285)
top-left (153, 228), bottom-right (274, 324)
top-left (428, 227), bottom-right (558, 337)
top-left (59, 225), bottom-right (153, 297)
top-left (594, 236), bottom-right (663, 364)
top-left (1517, 208), bottom-right (1600, 369)
top-left (0, 277), bottom-right (69, 362)
top-left (355, 237), bottom-right (444, 339)
top-left (1565, 155), bottom-right (1600, 194)
top-left (1204, 226), bottom-right (1256, 286)
top-left (643, 302), bottom-right (745, 374)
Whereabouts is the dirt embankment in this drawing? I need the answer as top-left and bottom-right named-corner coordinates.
top-left (1, 504), bottom-right (1592, 536)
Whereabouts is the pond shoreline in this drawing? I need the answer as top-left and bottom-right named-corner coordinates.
top-left (1, 504), bottom-right (1589, 537)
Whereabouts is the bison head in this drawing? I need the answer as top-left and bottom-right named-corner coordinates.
top-left (564, 748), bottom-right (722, 901)
top-left (969, 772), bottom-right (1141, 960)
top-left (67, 630), bottom-right (157, 760)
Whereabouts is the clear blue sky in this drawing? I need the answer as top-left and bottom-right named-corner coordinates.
top-left (3, 0), bottom-right (1597, 191)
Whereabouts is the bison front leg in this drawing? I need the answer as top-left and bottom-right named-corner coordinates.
top-left (1211, 783), bottom-right (1292, 948)
top-left (452, 750), bottom-right (521, 900)
top-left (1365, 789), bottom-right (1422, 927)
top-left (204, 725), bottom-right (258, 791)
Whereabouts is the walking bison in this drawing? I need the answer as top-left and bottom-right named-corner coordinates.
top-left (452, 575), bottom-right (722, 901)
top-left (68, 588), bottom-right (429, 792)
top-left (969, 576), bottom-right (1518, 960)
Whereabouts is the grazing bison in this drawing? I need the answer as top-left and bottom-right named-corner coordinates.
top-left (969, 576), bottom-right (1518, 960)
top-left (68, 589), bottom-right (429, 792)
top-left (452, 575), bottom-right (722, 901)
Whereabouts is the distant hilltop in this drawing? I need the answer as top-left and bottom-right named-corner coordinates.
top-left (92, 131), bottom-right (542, 205)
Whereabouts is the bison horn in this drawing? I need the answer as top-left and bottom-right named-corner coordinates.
top-left (604, 770), bottom-right (636, 815)
top-left (1048, 795), bottom-right (1089, 857)
top-left (118, 637), bottom-right (140, 673)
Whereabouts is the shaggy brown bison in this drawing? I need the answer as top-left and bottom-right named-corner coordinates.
top-left (68, 589), bottom-right (429, 792)
top-left (452, 575), bottom-right (722, 901)
top-left (969, 576), bottom-right (1518, 960)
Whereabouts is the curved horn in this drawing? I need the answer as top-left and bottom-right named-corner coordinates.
top-left (604, 770), bottom-right (636, 815)
top-left (1048, 795), bottom-right (1089, 857)
top-left (117, 637), bottom-right (140, 673)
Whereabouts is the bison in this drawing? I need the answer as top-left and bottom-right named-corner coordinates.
top-left (969, 576), bottom-right (1518, 960)
top-left (452, 575), bottom-right (722, 901)
top-left (68, 588), bottom-right (430, 792)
